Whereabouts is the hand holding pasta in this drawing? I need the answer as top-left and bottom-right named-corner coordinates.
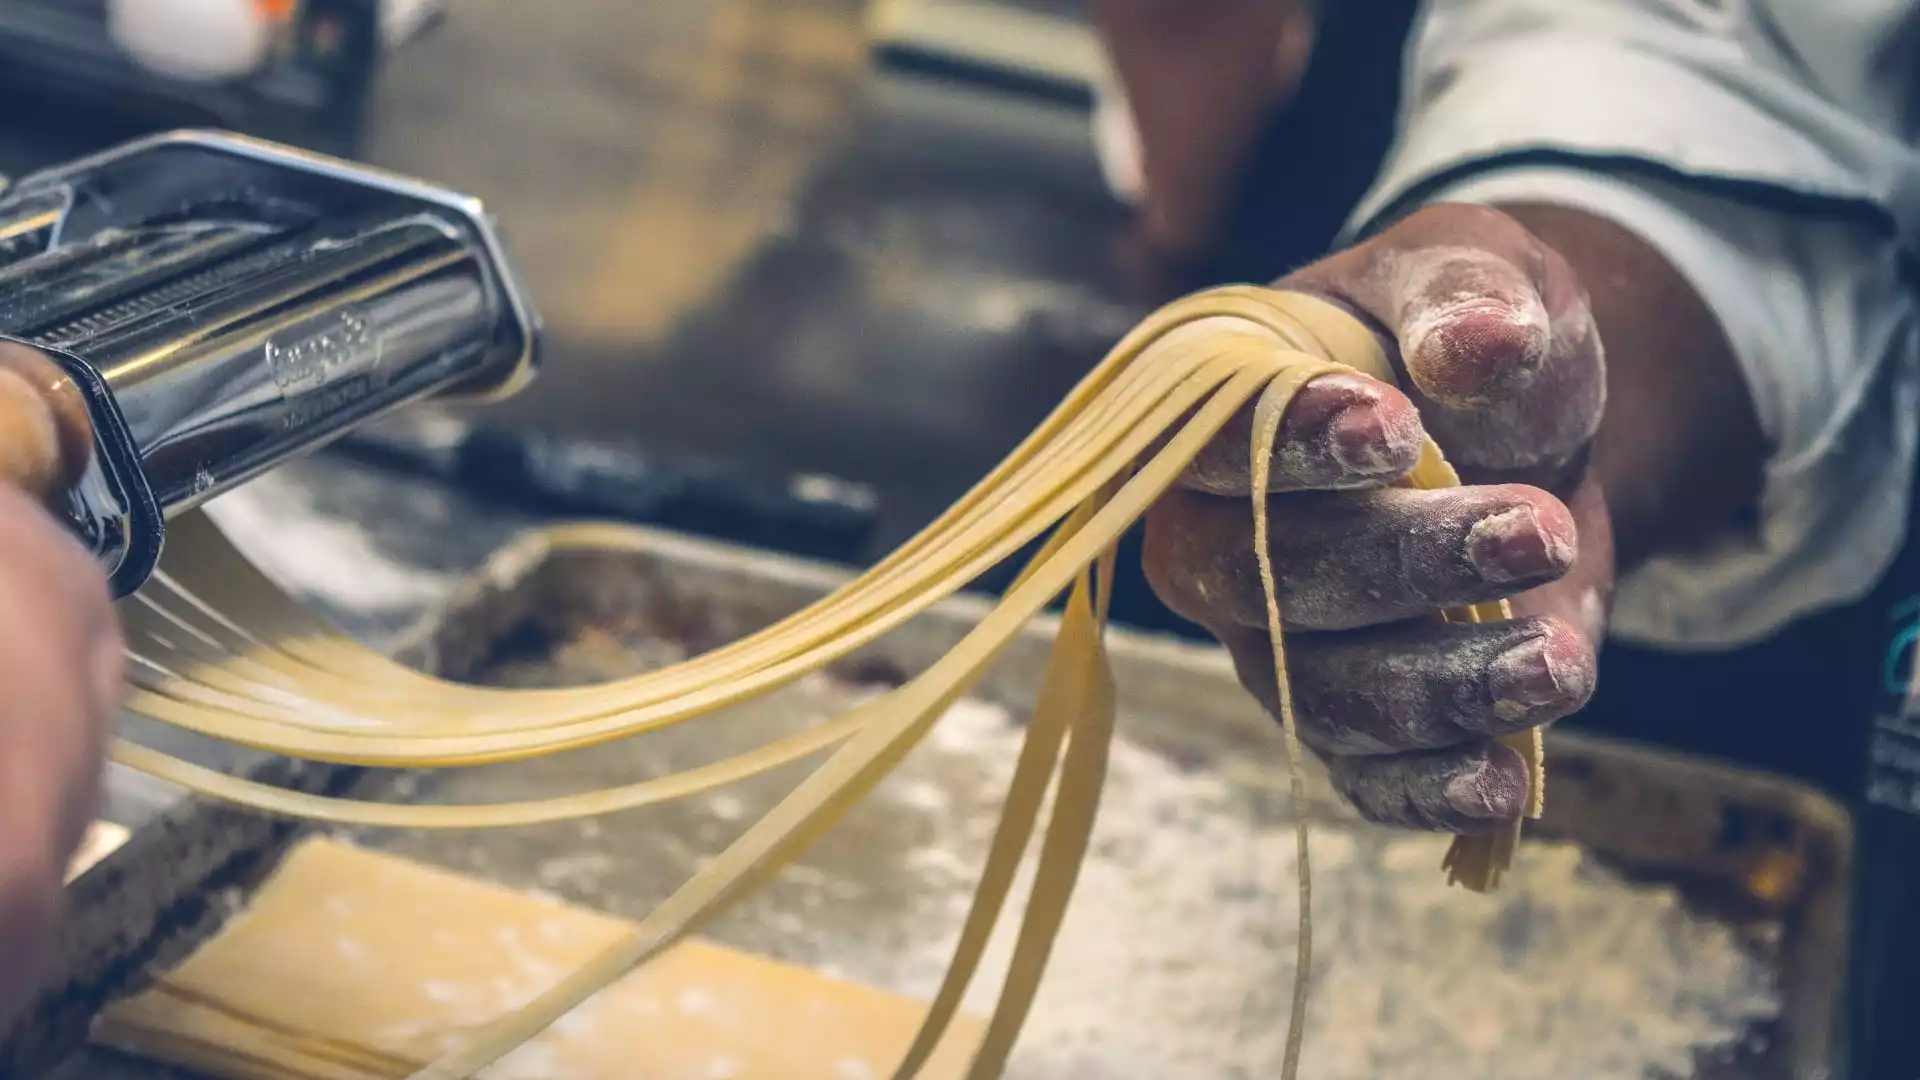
top-left (1144, 204), bottom-right (1610, 832)
top-left (96, 239), bottom-right (1591, 1077)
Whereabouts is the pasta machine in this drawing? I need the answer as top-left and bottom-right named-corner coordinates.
top-left (0, 128), bottom-right (542, 595)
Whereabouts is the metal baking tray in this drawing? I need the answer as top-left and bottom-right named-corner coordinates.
top-left (37, 522), bottom-right (1853, 1079)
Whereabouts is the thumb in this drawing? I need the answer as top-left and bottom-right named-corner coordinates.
top-left (1279, 204), bottom-right (1606, 480)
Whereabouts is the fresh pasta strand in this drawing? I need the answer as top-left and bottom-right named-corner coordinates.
top-left (104, 286), bottom-right (1542, 1080)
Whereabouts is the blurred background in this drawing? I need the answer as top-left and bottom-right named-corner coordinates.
top-left (0, 0), bottom-right (1388, 633)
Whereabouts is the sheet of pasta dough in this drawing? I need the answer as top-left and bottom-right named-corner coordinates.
top-left (92, 837), bottom-right (987, 1080)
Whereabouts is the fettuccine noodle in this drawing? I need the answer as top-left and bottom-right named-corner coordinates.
top-left (106, 286), bottom-right (1543, 1080)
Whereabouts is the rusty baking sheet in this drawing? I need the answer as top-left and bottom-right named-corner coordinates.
top-left (51, 523), bottom-right (1853, 1079)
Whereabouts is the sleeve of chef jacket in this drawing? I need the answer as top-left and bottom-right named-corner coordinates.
top-left (1342, 0), bottom-right (1920, 652)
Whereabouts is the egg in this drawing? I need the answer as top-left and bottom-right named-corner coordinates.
top-left (108, 0), bottom-right (275, 82)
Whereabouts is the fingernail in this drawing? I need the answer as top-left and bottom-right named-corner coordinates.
top-left (1465, 505), bottom-right (1563, 583)
top-left (1327, 401), bottom-right (1414, 477)
top-left (1444, 757), bottom-right (1522, 821)
top-left (1489, 636), bottom-right (1565, 710)
top-left (1404, 299), bottom-right (1552, 406)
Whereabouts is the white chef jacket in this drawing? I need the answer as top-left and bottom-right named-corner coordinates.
top-left (1347, 0), bottom-right (1920, 651)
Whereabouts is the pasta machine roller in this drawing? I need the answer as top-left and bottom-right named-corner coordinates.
top-left (0, 129), bottom-right (541, 596)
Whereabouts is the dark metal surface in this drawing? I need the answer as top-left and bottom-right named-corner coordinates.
top-left (339, 413), bottom-right (882, 564)
top-left (0, 0), bottom-right (381, 150)
top-left (348, 0), bottom-right (1139, 560)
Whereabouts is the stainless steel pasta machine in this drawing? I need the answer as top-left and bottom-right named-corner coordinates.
top-left (0, 128), bottom-right (543, 596)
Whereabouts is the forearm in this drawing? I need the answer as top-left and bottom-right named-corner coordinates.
top-left (1091, 0), bottom-right (1300, 255)
top-left (1493, 202), bottom-right (1766, 572)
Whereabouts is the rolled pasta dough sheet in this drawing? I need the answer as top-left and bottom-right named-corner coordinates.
top-left (92, 837), bottom-right (987, 1080)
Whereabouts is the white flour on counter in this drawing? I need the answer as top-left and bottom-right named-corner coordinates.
top-left (367, 644), bottom-right (1782, 1080)
top-left (857, 699), bottom-right (1779, 1080)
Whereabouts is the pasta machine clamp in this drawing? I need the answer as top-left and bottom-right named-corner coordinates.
top-left (0, 129), bottom-right (542, 596)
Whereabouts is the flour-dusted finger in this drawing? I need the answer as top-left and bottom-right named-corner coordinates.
top-left (1179, 371), bottom-right (1425, 496)
top-left (1143, 483), bottom-right (1577, 632)
top-left (1280, 205), bottom-right (1606, 482)
top-left (1324, 742), bottom-right (1532, 834)
top-left (1219, 616), bottom-right (1592, 756)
